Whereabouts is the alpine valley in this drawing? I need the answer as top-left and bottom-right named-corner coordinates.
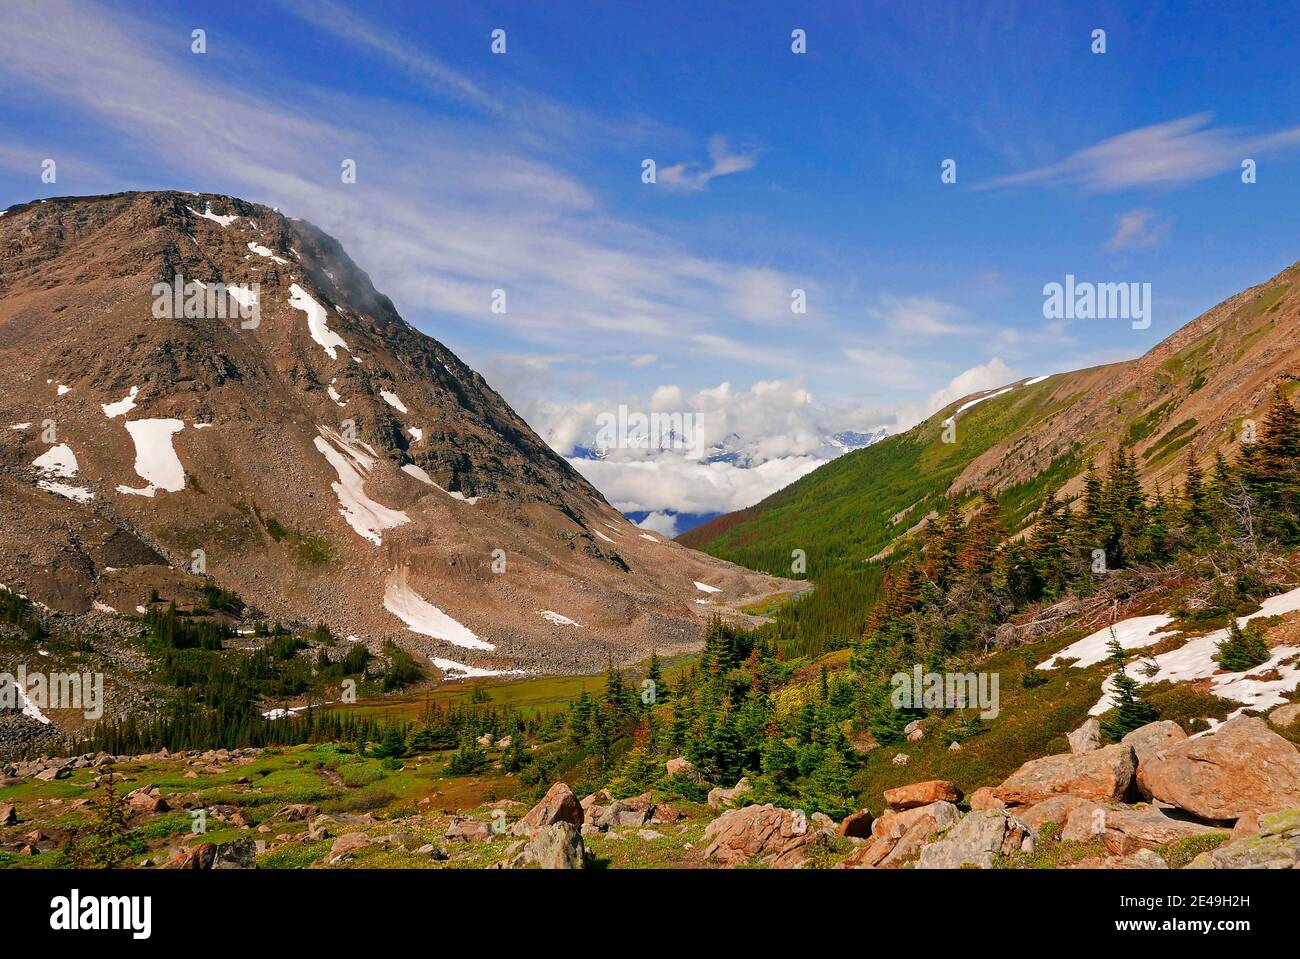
top-left (3, 192), bottom-right (1300, 876)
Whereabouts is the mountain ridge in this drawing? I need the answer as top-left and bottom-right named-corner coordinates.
top-left (0, 190), bottom-right (797, 675)
top-left (681, 259), bottom-right (1300, 574)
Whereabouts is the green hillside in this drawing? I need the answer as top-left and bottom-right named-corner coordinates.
top-left (680, 374), bottom-right (1082, 578)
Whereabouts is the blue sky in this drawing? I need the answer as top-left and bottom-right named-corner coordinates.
top-left (3, 1), bottom-right (1299, 529)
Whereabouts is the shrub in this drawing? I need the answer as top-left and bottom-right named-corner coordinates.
top-left (1215, 620), bottom-right (1271, 672)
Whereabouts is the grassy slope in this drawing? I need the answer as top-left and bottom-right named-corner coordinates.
top-left (680, 375), bottom-right (1082, 576)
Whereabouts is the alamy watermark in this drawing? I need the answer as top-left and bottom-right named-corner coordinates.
top-left (1043, 274), bottom-right (1150, 330)
top-left (890, 665), bottom-right (1000, 719)
top-left (152, 274), bottom-right (260, 329)
top-left (0, 666), bottom-right (104, 720)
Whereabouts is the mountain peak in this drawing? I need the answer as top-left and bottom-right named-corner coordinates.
top-left (0, 191), bottom-right (796, 674)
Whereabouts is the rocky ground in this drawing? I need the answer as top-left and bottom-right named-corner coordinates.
top-left (4, 701), bottom-right (1299, 869)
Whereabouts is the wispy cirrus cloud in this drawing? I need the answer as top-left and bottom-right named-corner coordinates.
top-left (275, 0), bottom-right (503, 115)
top-left (0, 0), bottom-right (804, 367)
top-left (1105, 208), bottom-right (1171, 251)
top-left (658, 135), bottom-right (758, 192)
top-left (866, 295), bottom-right (971, 337)
top-left (983, 114), bottom-right (1300, 192)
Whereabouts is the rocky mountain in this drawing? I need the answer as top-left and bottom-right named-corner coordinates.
top-left (683, 261), bottom-right (1300, 572)
top-left (0, 191), bottom-right (795, 676)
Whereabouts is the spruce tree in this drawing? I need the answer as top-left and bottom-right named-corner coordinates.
top-left (1100, 634), bottom-right (1156, 740)
top-left (1215, 619), bottom-right (1271, 672)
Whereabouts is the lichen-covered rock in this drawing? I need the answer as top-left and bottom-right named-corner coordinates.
top-left (993, 744), bottom-right (1136, 806)
top-left (510, 782), bottom-right (583, 837)
top-left (915, 810), bottom-right (1033, 869)
top-left (1138, 717), bottom-right (1300, 821)
top-left (835, 801), bottom-right (961, 869)
top-left (702, 804), bottom-right (825, 868)
top-left (883, 779), bottom-right (962, 810)
top-left (706, 777), bottom-right (752, 810)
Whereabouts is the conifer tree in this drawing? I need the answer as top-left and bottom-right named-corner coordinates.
top-left (1215, 619), bottom-right (1271, 672)
top-left (1100, 635), bottom-right (1156, 740)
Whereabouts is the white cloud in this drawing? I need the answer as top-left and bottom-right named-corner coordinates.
top-left (0, 1), bottom-right (805, 369)
top-left (634, 511), bottom-right (680, 537)
top-left (921, 357), bottom-right (1019, 415)
top-left (276, 0), bottom-right (502, 114)
top-left (1105, 208), bottom-right (1170, 251)
top-left (867, 296), bottom-right (970, 337)
top-left (659, 135), bottom-right (757, 192)
top-left (984, 114), bottom-right (1300, 192)
top-left (573, 454), bottom-right (823, 516)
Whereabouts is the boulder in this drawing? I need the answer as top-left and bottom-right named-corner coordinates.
top-left (1067, 718), bottom-right (1102, 754)
top-left (161, 843), bottom-right (217, 869)
top-left (1122, 720), bottom-right (1189, 799)
top-left (651, 803), bottom-right (684, 823)
top-left (510, 782), bottom-right (583, 837)
top-left (277, 803), bottom-right (319, 821)
top-left (127, 789), bottom-right (170, 813)
top-left (1138, 717), bottom-right (1300, 821)
top-left (836, 801), bottom-right (961, 869)
top-left (1074, 804), bottom-right (1229, 856)
top-left (445, 818), bottom-right (493, 842)
top-left (992, 744), bottom-right (1136, 806)
top-left (884, 779), bottom-right (962, 810)
top-left (163, 838), bottom-right (255, 869)
top-left (212, 837), bottom-right (257, 869)
top-left (1269, 703), bottom-right (1300, 729)
top-left (34, 767), bottom-right (69, 781)
top-left (891, 753), bottom-right (910, 766)
top-left (706, 777), bottom-right (752, 810)
top-left (328, 832), bottom-right (373, 863)
top-left (1060, 803), bottom-right (1108, 843)
top-left (915, 810), bottom-right (1033, 869)
top-left (702, 804), bottom-right (826, 868)
top-left (838, 810), bottom-right (873, 838)
top-left (593, 793), bottom-right (656, 830)
top-left (0, 803), bottom-right (17, 826)
top-left (665, 757), bottom-right (700, 781)
top-left (1104, 849), bottom-right (1169, 869)
top-left (514, 822), bottom-right (586, 869)
top-left (968, 787), bottom-right (1005, 812)
top-left (1188, 808), bottom-right (1300, 869)
top-left (1121, 720), bottom-right (1187, 765)
top-left (1017, 795), bottom-right (1098, 830)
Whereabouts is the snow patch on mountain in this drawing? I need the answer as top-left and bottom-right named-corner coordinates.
top-left (384, 568), bottom-right (493, 651)
top-left (101, 385), bottom-right (139, 418)
top-left (314, 428), bottom-right (408, 544)
top-left (32, 444), bottom-right (79, 479)
top-left (399, 463), bottom-right (479, 503)
top-left (1044, 585), bottom-right (1300, 720)
top-left (247, 241), bottom-right (288, 264)
top-left (540, 610), bottom-right (583, 628)
top-left (187, 203), bottom-right (238, 227)
top-left (115, 418), bottom-right (186, 497)
top-left (289, 283), bottom-right (351, 361)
